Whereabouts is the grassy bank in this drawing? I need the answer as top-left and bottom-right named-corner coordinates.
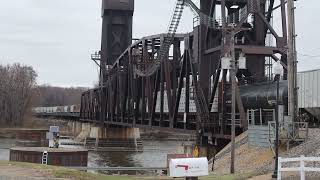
top-left (0, 161), bottom-right (134, 180)
top-left (0, 161), bottom-right (255, 180)
top-left (203, 173), bottom-right (254, 180)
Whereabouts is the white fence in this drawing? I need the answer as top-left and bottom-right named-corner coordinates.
top-left (278, 156), bottom-right (320, 180)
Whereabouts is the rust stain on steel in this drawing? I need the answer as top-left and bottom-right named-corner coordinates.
top-left (10, 147), bottom-right (88, 167)
top-left (16, 130), bottom-right (49, 147)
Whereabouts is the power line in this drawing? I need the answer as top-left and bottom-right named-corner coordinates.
top-left (298, 53), bottom-right (320, 58)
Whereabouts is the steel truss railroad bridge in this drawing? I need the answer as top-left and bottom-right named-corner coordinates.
top-left (80, 0), bottom-right (290, 141)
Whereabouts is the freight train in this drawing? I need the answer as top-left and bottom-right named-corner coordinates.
top-left (33, 105), bottom-right (81, 114)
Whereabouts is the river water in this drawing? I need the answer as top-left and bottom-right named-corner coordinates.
top-left (0, 138), bottom-right (190, 169)
top-left (0, 138), bottom-right (13, 161)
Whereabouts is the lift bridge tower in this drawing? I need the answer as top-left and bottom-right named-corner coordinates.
top-left (98, 0), bottom-right (134, 85)
top-left (90, 0), bottom-right (134, 123)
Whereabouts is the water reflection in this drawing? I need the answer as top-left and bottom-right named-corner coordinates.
top-left (88, 140), bottom-right (187, 168)
top-left (0, 138), bottom-right (191, 170)
top-left (0, 138), bottom-right (15, 161)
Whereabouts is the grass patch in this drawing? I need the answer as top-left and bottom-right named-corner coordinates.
top-left (0, 160), bottom-right (137, 180)
top-left (0, 160), bottom-right (51, 169)
top-left (0, 161), bottom-right (256, 180)
top-left (200, 173), bottom-right (255, 180)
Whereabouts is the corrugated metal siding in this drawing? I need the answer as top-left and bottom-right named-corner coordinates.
top-left (248, 125), bottom-right (270, 148)
top-left (298, 69), bottom-right (320, 108)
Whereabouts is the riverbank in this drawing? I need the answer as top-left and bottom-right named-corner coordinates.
top-left (0, 160), bottom-right (257, 180)
top-left (0, 160), bottom-right (145, 180)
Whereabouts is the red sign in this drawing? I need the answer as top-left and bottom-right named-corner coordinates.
top-left (167, 154), bottom-right (192, 168)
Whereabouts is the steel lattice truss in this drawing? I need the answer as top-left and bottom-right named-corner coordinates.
top-left (80, 0), bottom-right (289, 138)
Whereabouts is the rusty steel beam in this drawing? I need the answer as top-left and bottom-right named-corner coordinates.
top-left (236, 45), bottom-right (284, 55)
top-left (173, 54), bottom-right (186, 128)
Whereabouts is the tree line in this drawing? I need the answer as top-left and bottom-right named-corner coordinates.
top-left (0, 63), bottom-right (37, 127)
top-left (0, 63), bottom-right (88, 127)
top-left (34, 86), bottom-right (88, 107)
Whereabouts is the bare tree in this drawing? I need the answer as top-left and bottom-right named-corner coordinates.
top-left (0, 63), bottom-right (37, 127)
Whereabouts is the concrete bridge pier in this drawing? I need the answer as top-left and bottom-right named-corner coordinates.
top-left (75, 123), bottom-right (92, 141)
top-left (89, 127), bottom-right (141, 149)
top-left (68, 121), bottom-right (83, 138)
top-left (74, 123), bottom-right (141, 149)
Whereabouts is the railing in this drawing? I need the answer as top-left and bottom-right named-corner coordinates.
top-left (69, 167), bottom-right (167, 171)
top-left (192, 16), bottom-right (218, 28)
top-left (268, 121), bottom-right (308, 152)
top-left (91, 52), bottom-right (101, 61)
top-left (278, 156), bottom-right (320, 180)
top-left (286, 122), bottom-right (309, 141)
top-left (268, 122), bottom-right (309, 141)
top-left (225, 113), bottom-right (241, 126)
top-left (247, 109), bottom-right (275, 126)
top-left (68, 166), bottom-right (167, 175)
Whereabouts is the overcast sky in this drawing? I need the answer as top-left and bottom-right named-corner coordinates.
top-left (0, 0), bottom-right (319, 87)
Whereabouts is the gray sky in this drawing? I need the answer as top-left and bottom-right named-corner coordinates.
top-left (0, 0), bottom-right (318, 87)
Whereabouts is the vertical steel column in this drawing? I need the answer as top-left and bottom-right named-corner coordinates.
top-left (198, 0), bottom-right (212, 102)
top-left (173, 51), bottom-right (186, 128)
top-left (160, 63), bottom-right (164, 127)
top-left (230, 30), bottom-right (236, 174)
top-left (185, 51), bottom-right (190, 129)
top-left (220, 0), bottom-right (227, 136)
top-left (151, 69), bottom-right (160, 125)
top-left (280, 0), bottom-right (288, 43)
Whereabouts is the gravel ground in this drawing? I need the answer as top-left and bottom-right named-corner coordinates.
top-left (213, 139), bottom-right (274, 175)
top-left (212, 128), bottom-right (320, 179)
top-left (215, 132), bottom-right (249, 160)
top-left (280, 128), bottom-right (320, 179)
